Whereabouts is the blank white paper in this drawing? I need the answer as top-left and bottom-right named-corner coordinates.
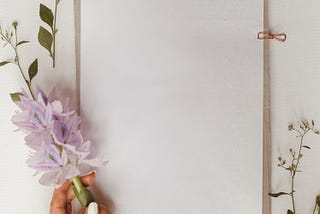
top-left (81, 1), bottom-right (263, 213)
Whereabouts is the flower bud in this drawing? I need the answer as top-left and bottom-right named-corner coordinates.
top-left (12, 21), bottom-right (18, 29)
top-left (288, 124), bottom-right (294, 131)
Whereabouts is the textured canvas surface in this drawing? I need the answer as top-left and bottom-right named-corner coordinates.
top-left (269, 0), bottom-right (320, 213)
top-left (81, 1), bottom-right (263, 213)
top-left (0, 0), bottom-right (76, 212)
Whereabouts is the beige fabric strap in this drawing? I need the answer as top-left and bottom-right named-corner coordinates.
top-left (263, 0), bottom-right (271, 213)
top-left (74, 0), bottom-right (81, 115)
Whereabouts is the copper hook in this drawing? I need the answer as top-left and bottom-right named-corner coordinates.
top-left (257, 32), bottom-right (287, 42)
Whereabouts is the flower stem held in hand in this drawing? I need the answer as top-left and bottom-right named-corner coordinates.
top-left (1, 23), bottom-right (96, 208)
top-left (71, 175), bottom-right (95, 207)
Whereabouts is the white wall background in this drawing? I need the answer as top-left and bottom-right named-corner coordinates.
top-left (0, 0), bottom-right (76, 212)
top-left (81, 1), bottom-right (263, 214)
top-left (269, 0), bottom-right (320, 213)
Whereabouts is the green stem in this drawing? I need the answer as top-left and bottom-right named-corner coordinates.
top-left (313, 202), bottom-right (317, 214)
top-left (289, 129), bottom-right (309, 214)
top-left (290, 175), bottom-right (296, 213)
top-left (52, 0), bottom-right (58, 68)
top-left (71, 175), bottom-right (95, 207)
top-left (0, 27), bottom-right (35, 100)
top-left (72, 175), bottom-right (83, 192)
top-left (13, 27), bottom-right (35, 100)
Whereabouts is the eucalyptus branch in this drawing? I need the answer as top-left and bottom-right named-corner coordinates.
top-left (0, 22), bottom-right (38, 100)
top-left (38, 0), bottom-right (61, 68)
top-left (269, 120), bottom-right (319, 214)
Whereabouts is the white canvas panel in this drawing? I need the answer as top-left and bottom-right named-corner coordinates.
top-left (269, 0), bottom-right (320, 213)
top-left (0, 0), bottom-right (77, 212)
top-left (81, 1), bottom-right (263, 213)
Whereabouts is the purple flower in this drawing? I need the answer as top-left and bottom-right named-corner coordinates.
top-left (52, 113), bottom-right (82, 147)
top-left (24, 130), bottom-right (52, 150)
top-left (12, 100), bottom-right (53, 133)
top-left (27, 144), bottom-right (80, 186)
top-left (12, 87), bottom-right (106, 187)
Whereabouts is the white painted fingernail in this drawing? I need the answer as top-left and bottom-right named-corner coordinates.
top-left (88, 202), bottom-right (99, 214)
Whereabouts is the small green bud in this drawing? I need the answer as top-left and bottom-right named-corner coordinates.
top-left (12, 21), bottom-right (18, 29)
top-left (303, 121), bottom-right (308, 126)
top-left (288, 124), bottom-right (294, 131)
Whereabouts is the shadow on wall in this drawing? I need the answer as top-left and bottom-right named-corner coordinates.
top-left (80, 105), bottom-right (115, 212)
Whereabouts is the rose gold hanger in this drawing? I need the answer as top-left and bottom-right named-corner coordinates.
top-left (257, 32), bottom-right (287, 42)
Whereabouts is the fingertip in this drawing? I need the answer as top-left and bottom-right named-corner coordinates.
top-left (56, 179), bottom-right (71, 191)
top-left (80, 171), bottom-right (96, 187)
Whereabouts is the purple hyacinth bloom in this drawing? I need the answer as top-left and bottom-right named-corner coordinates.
top-left (27, 144), bottom-right (79, 186)
top-left (12, 90), bottom-right (54, 133)
top-left (12, 87), bottom-right (106, 187)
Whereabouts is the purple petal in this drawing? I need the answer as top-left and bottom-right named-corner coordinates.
top-left (24, 132), bottom-right (48, 150)
top-left (36, 87), bottom-right (48, 106)
top-left (52, 121), bottom-right (69, 143)
top-left (29, 107), bottom-right (45, 125)
top-left (45, 144), bottom-right (62, 164)
top-left (48, 87), bottom-right (58, 102)
top-left (39, 168), bottom-right (60, 186)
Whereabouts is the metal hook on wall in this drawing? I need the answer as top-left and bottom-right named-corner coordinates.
top-left (257, 32), bottom-right (287, 42)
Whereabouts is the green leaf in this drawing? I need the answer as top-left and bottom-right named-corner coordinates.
top-left (316, 195), bottom-right (320, 206)
top-left (38, 26), bottom-right (53, 54)
top-left (17, 40), bottom-right (30, 46)
top-left (268, 192), bottom-right (289, 198)
top-left (285, 167), bottom-right (293, 172)
top-left (39, 4), bottom-right (54, 28)
top-left (302, 145), bottom-right (311, 149)
top-left (287, 210), bottom-right (294, 214)
top-left (28, 59), bottom-right (38, 82)
top-left (10, 92), bottom-right (23, 102)
top-left (0, 61), bottom-right (11, 67)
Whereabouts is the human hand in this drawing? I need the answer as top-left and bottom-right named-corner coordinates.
top-left (50, 171), bottom-right (111, 214)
